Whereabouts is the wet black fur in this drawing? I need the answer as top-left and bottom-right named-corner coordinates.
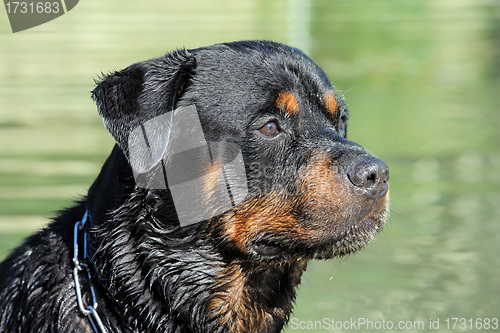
top-left (0, 41), bottom-right (373, 332)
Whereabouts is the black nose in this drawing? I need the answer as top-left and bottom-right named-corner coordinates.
top-left (347, 156), bottom-right (389, 199)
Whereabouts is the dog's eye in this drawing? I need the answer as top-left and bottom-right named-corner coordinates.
top-left (259, 121), bottom-right (280, 137)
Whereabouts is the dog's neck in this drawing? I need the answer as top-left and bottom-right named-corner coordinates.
top-left (208, 259), bottom-right (307, 333)
top-left (85, 148), bottom-right (307, 332)
top-left (89, 208), bottom-right (306, 333)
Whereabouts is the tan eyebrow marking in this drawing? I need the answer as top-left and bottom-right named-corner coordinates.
top-left (276, 91), bottom-right (299, 116)
top-left (323, 91), bottom-right (338, 116)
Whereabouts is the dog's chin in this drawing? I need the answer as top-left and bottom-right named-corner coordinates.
top-left (249, 215), bottom-right (387, 262)
top-left (309, 195), bottom-right (391, 260)
top-left (311, 217), bottom-right (385, 260)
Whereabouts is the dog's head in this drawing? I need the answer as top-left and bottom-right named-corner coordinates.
top-left (92, 40), bottom-right (389, 263)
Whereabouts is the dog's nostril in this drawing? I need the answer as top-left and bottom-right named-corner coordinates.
top-left (347, 157), bottom-right (389, 199)
top-left (366, 171), bottom-right (377, 184)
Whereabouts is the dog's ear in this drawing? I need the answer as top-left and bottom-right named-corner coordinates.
top-left (92, 49), bottom-right (197, 159)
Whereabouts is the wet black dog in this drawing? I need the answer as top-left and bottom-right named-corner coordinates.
top-left (0, 41), bottom-right (389, 333)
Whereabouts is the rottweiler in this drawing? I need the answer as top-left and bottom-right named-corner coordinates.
top-left (0, 40), bottom-right (389, 333)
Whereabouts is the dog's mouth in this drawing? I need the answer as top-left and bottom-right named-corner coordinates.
top-left (251, 240), bottom-right (282, 257)
top-left (217, 174), bottom-right (390, 262)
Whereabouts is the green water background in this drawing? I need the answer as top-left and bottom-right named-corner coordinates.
top-left (1, 1), bottom-right (499, 332)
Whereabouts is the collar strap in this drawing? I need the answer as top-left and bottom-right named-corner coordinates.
top-left (72, 211), bottom-right (108, 333)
